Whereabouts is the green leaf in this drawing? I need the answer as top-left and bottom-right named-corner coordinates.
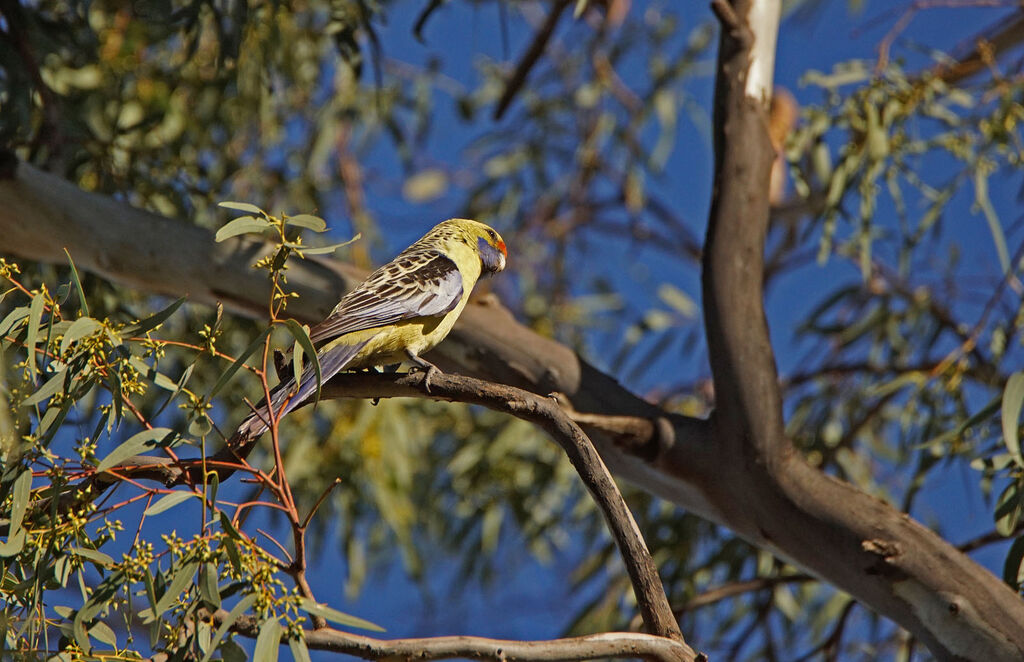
top-left (220, 639), bottom-right (248, 662)
top-left (283, 320), bottom-right (320, 405)
top-left (25, 292), bottom-right (45, 379)
top-left (283, 234), bottom-right (361, 255)
top-left (89, 620), bottom-right (117, 647)
top-left (253, 617), bottom-right (282, 662)
top-left (298, 597), bottom-right (384, 632)
top-left (209, 327), bottom-right (272, 398)
top-left (144, 491), bottom-right (197, 516)
top-left (218, 201), bottom-right (266, 214)
top-left (70, 547), bottom-right (114, 568)
top-left (995, 482), bottom-right (1023, 537)
top-left (288, 636), bottom-right (313, 662)
top-left (0, 306), bottom-right (29, 337)
top-left (219, 511), bottom-right (243, 540)
top-left (123, 297), bottom-right (186, 336)
top-left (0, 529), bottom-right (26, 557)
top-left (974, 168), bottom-right (1011, 276)
top-left (96, 427), bottom-right (175, 472)
top-left (215, 216), bottom-right (275, 242)
top-left (9, 470), bottom-right (31, 535)
top-left (154, 363), bottom-right (194, 417)
top-left (199, 562), bottom-right (221, 609)
top-left (73, 608), bottom-right (91, 653)
top-left (129, 356), bottom-right (178, 391)
top-left (60, 317), bottom-right (101, 355)
top-left (151, 560), bottom-right (198, 619)
top-left (20, 366), bottom-right (69, 408)
top-left (286, 214), bottom-right (327, 232)
top-left (188, 414), bottom-right (213, 437)
top-left (1004, 536), bottom-right (1024, 587)
top-left (1003, 372), bottom-right (1024, 467)
top-left (64, 249), bottom-right (90, 317)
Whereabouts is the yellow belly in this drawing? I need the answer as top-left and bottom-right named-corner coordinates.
top-left (342, 295), bottom-right (469, 369)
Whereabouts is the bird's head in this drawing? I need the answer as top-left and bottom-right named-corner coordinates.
top-left (437, 218), bottom-right (507, 275)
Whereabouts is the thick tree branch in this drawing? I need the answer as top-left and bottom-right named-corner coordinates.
top-left (700, 2), bottom-right (1024, 661)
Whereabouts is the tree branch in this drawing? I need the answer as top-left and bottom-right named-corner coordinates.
top-left (207, 609), bottom-right (697, 662)
top-left (320, 370), bottom-right (693, 655)
top-left (699, 2), bottom-right (1024, 661)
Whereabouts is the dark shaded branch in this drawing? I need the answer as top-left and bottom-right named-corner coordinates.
top-left (493, 0), bottom-right (572, 120)
top-left (934, 8), bottom-right (1024, 83)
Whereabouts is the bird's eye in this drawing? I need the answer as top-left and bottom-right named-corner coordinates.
top-left (487, 229), bottom-right (496, 240)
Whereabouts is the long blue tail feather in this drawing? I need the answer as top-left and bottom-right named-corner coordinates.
top-left (227, 338), bottom-right (370, 448)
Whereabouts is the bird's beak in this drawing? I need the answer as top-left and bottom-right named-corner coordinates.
top-left (497, 239), bottom-right (507, 257)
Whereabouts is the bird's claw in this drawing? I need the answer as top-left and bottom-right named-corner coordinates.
top-left (410, 364), bottom-right (440, 392)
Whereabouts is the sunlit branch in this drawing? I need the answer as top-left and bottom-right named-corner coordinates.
top-left (200, 609), bottom-right (698, 662)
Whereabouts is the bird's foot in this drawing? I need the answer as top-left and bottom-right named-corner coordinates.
top-left (405, 351), bottom-right (441, 393)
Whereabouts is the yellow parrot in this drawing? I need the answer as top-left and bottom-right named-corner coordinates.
top-left (229, 218), bottom-right (507, 446)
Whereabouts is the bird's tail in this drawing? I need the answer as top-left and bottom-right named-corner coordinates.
top-left (226, 338), bottom-right (370, 450)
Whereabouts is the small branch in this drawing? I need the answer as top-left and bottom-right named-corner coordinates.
top-left (552, 393), bottom-right (675, 461)
top-left (676, 573), bottom-right (814, 615)
top-left (212, 608), bottom-right (698, 661)
top-left (322, 370), bottom-right (696, 656)
top-left (493, 0), bottom-right (572, 120)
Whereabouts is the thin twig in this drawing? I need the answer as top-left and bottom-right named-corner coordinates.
top-left (493, 0), bottom-right (572, 120)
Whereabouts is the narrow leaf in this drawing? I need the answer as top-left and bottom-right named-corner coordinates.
top-left (60, 317), bottom-right (101, 355)
top-left (144, 491), bottom-right (197, 516)
top-left (1004, 536), bottom-right (1024, 587)
top-left (71, 547), bottom-right (114, 568)
top-left (9, 470), bottom-right (31, 535)
top-left (218, 201), bottom-right (265, 214)
top-left (64, 249), bottom-right (90, 317)
top-left (298, 598), bottom-right (384, 632)
top-left (974, 169), bottom-right (1011, 275)
top-left (123, 297), bottom-right (186, 336)
top-left (254, 618), bottom-right (282, 662)
top-left (0, 529), bottom-right (26, 557)
top-left (288, 637), bottom-right (312, 662)
top-left (89, 621), bottom-right (117, 647)
top-left (285, 214), bottom-right (327, 232)
top-left (20, 366), bottom-right (69, 408)
top-left (152, 560), bottom-right (198, 618)
top-left (215, 216), bottom-right (274, 242)
top-left (0, 306), bottom-right (29, 337)
top-left (130, 356), bottom-right (178, 391)
top-left (209, 328), bottom-right (272, 398)
top-left (284, 235), bottom-right (360, 255)
top-left (283, 320), bottom-right (320, 405)
top-left (1003, 373), bottom-right (1024, 467)
top-left (96, 427), bottom-right (175, 472)
top-left (199, 562), bottom-right (221, 609)
top-left (25, 293), bottom-right (45, 379)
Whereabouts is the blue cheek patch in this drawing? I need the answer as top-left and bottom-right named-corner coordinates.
top-left (477, 236), bottom-right (503, 272)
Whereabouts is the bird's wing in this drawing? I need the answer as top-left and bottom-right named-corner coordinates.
top-left (308, 250), bottom-right (464, 344)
